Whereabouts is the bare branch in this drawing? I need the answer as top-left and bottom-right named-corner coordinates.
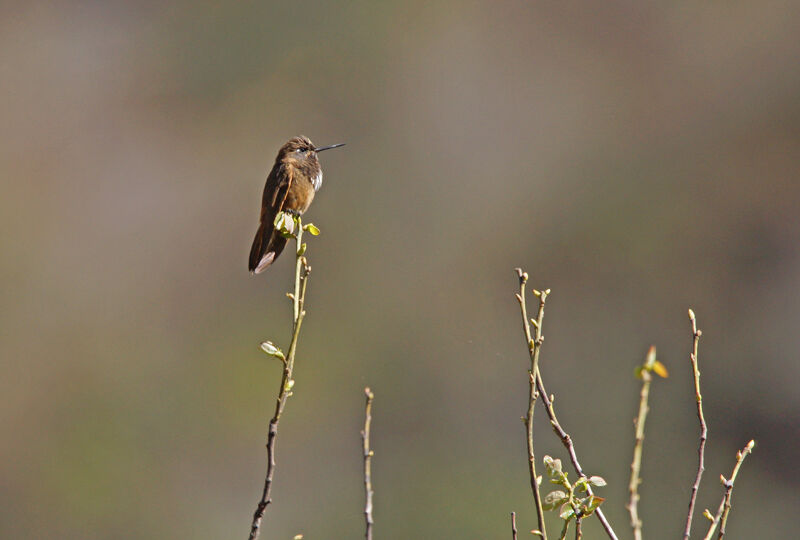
top-left (515, 268), bottom-right (548, 539)
top-left (511, 512), bottom-right (518, 540)
top-left (362, 388), bottom-right (375, 540)
top-left (514, 269), bottom-right (617, 540)
top-left (558, 518), bottom-right (570, 540)
top-left (683, 309), bottom-right (707, 540)
top-left (702, 440), bottom-right (755, 540)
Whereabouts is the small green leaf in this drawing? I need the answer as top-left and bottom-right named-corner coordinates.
top-left (542, 490), bottom-right (567, 510)
top-left (260, 341), bottom-right (285, 360)
top-left (583, 495), bottom-right (604, 514)
top-left (634, 365), bottom-right (644, 379)
top-left (297, 243), bottom-right (307, 256)
top-left (703, 509), bottom-right (714, 522)
top-left (581, 495), bottom-right (605, 516)
top-left (588, 475), bottom-right (607, 487)
top-left (531, 530), bottom-right (543, 538)
top-left (303, 223), bottom-right (321, 236)
top-left (558, 502), bottom-right (575, 520)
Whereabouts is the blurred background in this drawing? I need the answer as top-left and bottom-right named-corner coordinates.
top-left (2, 1), bottom-right (799, 538)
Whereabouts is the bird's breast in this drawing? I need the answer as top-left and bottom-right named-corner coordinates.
top-left (285, 178), bottom-right (316, 214)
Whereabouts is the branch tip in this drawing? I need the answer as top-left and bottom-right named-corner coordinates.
top-left (362, 387), bottom-right (375, 540)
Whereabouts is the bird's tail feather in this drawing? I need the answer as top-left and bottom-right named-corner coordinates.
top-left (249, 223), bottom-right (288, 274)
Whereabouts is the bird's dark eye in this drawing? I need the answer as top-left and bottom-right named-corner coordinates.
top-left (295, 148), bottom-right (304, 153)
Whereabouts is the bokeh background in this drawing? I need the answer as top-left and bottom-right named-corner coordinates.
top-left (2, 1), bottom-right (799, 538)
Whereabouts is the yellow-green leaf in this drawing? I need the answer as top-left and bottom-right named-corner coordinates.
top-left (652, 360), bottom-right (669, 378)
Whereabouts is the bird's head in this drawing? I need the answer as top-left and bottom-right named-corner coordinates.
top-left (277, 135), bottom-right (345, 170)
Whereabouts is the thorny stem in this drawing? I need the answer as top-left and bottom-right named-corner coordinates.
top-left (627, 346), bottom-right (657, 540)
top-left (362, 388), bottom-right (375, 540)
top-left (515, 268), bottom-right (547, 539)
top-left (248, 219), bottom-right (311, 540)
top-left (702, 440), bottom-right (755, 540)
top-left (683, 309), bottom-right (706, 540)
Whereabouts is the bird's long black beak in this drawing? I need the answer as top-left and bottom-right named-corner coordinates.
top-left (314, 143), bottom-right (345, 153)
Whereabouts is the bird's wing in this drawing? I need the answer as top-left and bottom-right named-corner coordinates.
top-left (261, 162), bottom-right (294, 223)
top-left (248, 164), bottom-right (294, 273)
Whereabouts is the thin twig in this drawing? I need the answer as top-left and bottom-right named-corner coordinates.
top-left (514, 269), bottom-right (617, 539)
top-left (534, 371), bottom-right (618, 540)
top-left (511, 512), bottom-right (518, 540)
top-left (683, 309), bottom-right (707, 540)
top-left (558, 518), bottom-right (570, 540)
top-left (515, 268), bottom-right (548, 539)
top-left (574, 515), bottom-right (582, 540)
top-left (627, 346), bottom-right (659, 540)
top-left (702, 440), bottom-right (755, 540)
top-left (362, 388), bottom-right (375, 540)
top-left (248, 221), bottom-right (311, 540)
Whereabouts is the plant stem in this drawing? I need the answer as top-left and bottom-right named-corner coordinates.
top-left (702, 440), bottom-right (755, 540)
top-left (362, 388), bottom-right (375, 540)
top-left (628, 346), bottom-right (657, 540)
top-left (683, 309), bottom-right (706, 540)
top-left (248, 219), bottom-right (311, 540)
top-left (511, 512), bottom-right (518, 540)
top-left (515, 268), bottom-right (548, 539)
top-left (558, 518), bottom-right (570, 540)
top-left (533, 370), bottom-right (618, 540)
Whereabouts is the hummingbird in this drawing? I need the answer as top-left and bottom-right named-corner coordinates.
top-left (248, 136), bottom-right (345, 274)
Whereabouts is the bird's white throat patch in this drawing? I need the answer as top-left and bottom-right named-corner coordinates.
top-left (311, 171), bottom-right (323, 191)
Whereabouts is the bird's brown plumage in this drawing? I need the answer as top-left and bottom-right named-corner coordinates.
top-left (248, 136), bottom-right (331, 274)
